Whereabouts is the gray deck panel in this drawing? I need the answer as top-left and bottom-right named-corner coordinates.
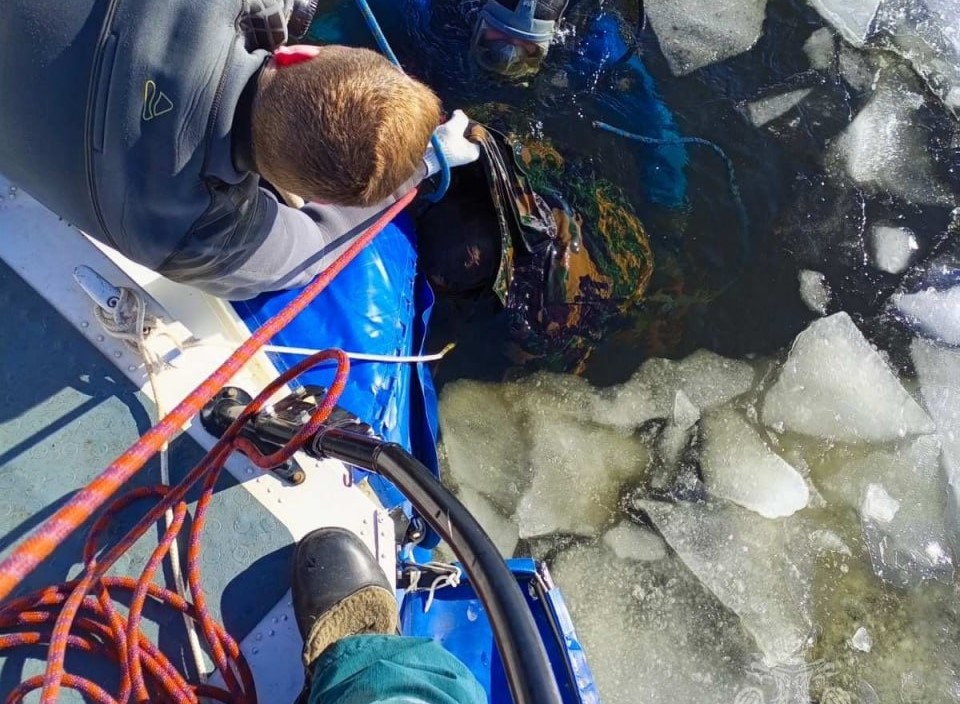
top-left (0, 261), bottom-right (293, 699)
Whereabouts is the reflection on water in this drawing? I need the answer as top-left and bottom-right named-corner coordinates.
top-left (358, 0), bottom-right (960, 701)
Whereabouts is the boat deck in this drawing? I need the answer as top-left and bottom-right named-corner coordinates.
top-left (0, 175), bottom-right (395, 701)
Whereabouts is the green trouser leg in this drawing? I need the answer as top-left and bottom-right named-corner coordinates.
top-left (308, 634), bottom-right (487, 704)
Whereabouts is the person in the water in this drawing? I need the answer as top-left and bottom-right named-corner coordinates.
top-left (309, 0), bottom-right (692, 373)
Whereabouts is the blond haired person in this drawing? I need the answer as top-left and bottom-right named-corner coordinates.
top-left (0, 0), bottom-right (478, 299)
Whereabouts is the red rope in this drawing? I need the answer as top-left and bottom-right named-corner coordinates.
top-left (0, 188), bottom-right (417, 702)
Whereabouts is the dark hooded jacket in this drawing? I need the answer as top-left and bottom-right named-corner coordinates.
top-left (0, 0), bottom-right (405, 299)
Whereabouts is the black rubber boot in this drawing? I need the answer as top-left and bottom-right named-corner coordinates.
top-left (292, 527), bottom-right (399, 670)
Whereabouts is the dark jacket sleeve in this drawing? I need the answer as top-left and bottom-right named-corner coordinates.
top-left (158, 180), bottom-right (418, 300)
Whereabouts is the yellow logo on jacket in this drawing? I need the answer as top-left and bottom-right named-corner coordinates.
top-left (142, 80), bottom-right (174, 121)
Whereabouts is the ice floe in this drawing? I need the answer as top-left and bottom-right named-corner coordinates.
top-left (815, 435), bottom-right (955, 586)
top-left (516, 413), bottom-right (648, 538)
top-left (644, 0), bottom-right (768, 76)
top-left (894, 286), bottom-right (960, 346)
top-left (550, 543), bottom-right (757, 703)
top-left (761, 313), bottom-right (934, 442)
top-left (798, 269), bottom-right (831, 315)
top-left (828, 70), bottom-right (955, 207)
top-left (635, 498), bottom-right (821, 666)
top-left (870, 224), bottom-right (918, 274)
top-left (701, 408), bottom-right (810, 518)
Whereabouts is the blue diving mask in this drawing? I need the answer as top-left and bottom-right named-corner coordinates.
top-left (470, 0), bottom-right (566, 78)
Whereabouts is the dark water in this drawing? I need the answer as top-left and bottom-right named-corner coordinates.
top-left (334, 0), bottom-right (959, 389)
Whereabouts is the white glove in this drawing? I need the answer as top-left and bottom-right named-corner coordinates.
top-left (423, 109), bottom-right (481, 177)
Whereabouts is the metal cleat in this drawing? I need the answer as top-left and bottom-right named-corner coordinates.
top-left (74, 265), bottom-right (122, 311)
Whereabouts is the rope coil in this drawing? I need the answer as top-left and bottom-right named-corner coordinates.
top-left (0, 189), bottom-right (417, 702)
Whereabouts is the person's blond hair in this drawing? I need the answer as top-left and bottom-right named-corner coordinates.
top-left (252, 45), bottom-right (441, 207)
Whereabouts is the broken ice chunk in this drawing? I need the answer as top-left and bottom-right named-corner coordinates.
top-left (745, 88), bottom-right (814, 127)
top-left (850, 626), bottom-right (873, 653)
top-left (456, 486), bottom-right (519, 558)
top-left (810, 0), bottom-right (960, 116)
top-left (439, 380), bottom-right (529, 513)
top-left (861, 484), bottom-right (900, 524)
top-left (592, 351), bottom-right (754, 429)
top-left (816, 435), bottom-right (955, 587)
top-left (870, 224), bottom-right (917, 274)
top-left (675, 350), bottom-right (757, 410)
top-left (837, 43), bottom-right (878, 92)
top-left (803, 27), bottom-right (836, 70)
top-left (657, 390), bottom-right (701, 470)
top-left (701, 408), bottom-right (810, 518)
top-left (673, 390), bottom-right (700, 429)
top-left (589, 376), bottom-right (669, 430)
top-left (550, 544), bottom-right (755, 703)
top-left (910, 339), bottom-right (960, 528)
top-left (806, 0), bottom-right (880, 46)
top-left (516, 371), bottom-right (596, 423)
top-left (761, 312), bottom-right (934, 442)
top-left (602, 521), bottom-right (669, 562)
top-left (636, 499), bottom-right (815, 666)
top-left (893, 287), bottom-right (960, 347)
top-left (515, 414), bottom-right (648, 539)
top-left (798, 270), bottom-right (831, 315)
top-left (828, 71), bottom-right (955, 207)
top-left (881, 0), bottom-right (960, 118)
top-left (643, 0), bottom-right (768, 76)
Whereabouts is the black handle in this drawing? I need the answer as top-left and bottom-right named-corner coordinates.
top-left (312, 428), bottom-right (563, 704)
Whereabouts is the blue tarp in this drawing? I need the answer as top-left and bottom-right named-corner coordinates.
top-left (232, 213), bottom-right (441, 512)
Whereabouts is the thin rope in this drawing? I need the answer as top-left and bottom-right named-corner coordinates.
top-left (261, 342), bottom-right (456, 363)
top-left (93, 287), bottom-right (211, 682)
top-left (403, 561), bottom-right (462, 613)
top-left (0, 189), bottom-right (416, 703)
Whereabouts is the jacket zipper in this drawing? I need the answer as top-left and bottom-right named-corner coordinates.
top-left (83, 0), bottom-right (125, 248)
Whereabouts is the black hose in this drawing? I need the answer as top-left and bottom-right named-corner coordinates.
top-left (312, 428), bottom-right (563, 704)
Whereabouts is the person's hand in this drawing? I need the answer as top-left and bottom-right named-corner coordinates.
top-left (423, 110), bottom-right (481, 177)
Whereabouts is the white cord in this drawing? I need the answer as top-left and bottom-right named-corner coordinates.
top-left (404, 561), bottom-right (462, 613)
top-left (94, 288), bottom-right (210, 680)
top-left (261, 342), bottom-right (456, 364)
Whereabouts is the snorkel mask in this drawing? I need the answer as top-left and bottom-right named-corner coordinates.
top-left (470, 0), bottom-right (566, 78)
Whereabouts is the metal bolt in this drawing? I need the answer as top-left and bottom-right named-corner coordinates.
top-left (80, 321), bottom-right (89, 328)
top-left (113, 351), bottom-right (122, 358)
top-left (128, 365), bottom-right (136, 372)
top-left (96, 335), bottom-right (105, 342)
top-left (225, 388), bottom-right (238, 398)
